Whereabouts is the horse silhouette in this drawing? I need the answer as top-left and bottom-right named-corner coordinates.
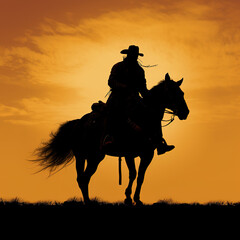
top-left (34, 73), bottom-right (189, 205)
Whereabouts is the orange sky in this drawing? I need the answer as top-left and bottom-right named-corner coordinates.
top-left (0, 0), bottom-right (240, 203)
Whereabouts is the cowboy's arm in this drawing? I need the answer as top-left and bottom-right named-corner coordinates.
top-left (108, 63), bottom-right (127, 89)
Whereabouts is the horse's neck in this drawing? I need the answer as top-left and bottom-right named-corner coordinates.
top-left (158, 106), bottom-right (165, 120)
top-left (143, 85), bottom-right (166, 120)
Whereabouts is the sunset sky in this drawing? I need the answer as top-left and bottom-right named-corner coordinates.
top-left (1, 0), bottom-right (240, 203)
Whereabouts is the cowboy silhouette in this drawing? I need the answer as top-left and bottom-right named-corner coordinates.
top-left (103, 45), bottom-right (174, 155)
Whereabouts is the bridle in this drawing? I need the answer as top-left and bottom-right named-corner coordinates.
top-left (162, 109), bottom-right (175, 127)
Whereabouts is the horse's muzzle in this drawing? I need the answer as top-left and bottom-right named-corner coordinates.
top-left (178, 108), bottom-right (189, 120)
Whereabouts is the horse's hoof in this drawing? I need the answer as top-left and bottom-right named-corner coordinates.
top-left (84, 199), bottom-right (92, 206)
top-left (134, 199), bottom-right (143, 206)
top-left (124, 198), bottom-right (133, 205)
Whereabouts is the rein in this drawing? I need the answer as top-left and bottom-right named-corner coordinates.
top-left (162, 109), bottom-right (175, 127)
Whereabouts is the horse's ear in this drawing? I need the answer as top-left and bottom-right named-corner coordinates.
top-left (165, 73), bottom-right (171, 82)
top-left (177, 78), bottom-right (183, 86)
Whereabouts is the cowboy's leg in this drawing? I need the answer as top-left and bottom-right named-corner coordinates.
top-left (102, 93), bottom-right (125, 146)
top-left (156, 122), bottom-right (175, 155)
top-left (143, 109), bottom-right (175, 155)
top-left (143, 109), bottom-right (161, 143)
top-left (125, 95), bottom-right (144, 132)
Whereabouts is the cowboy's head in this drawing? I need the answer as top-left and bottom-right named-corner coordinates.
top-left (120, 45), bottom-right (144, 62)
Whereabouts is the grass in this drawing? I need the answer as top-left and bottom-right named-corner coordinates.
top-left (1, 197), bottom-right (239, 211)
top-left (1, 197), bottom-right (239, 230)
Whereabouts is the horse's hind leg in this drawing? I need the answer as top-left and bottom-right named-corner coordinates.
top-left (124, 156), bottom-right (136, 205)
top-left (75, 152), bottom-right (87, 202)
top-left (76, 153), bottom-right (104, 203)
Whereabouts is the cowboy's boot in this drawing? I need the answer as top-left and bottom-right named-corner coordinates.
top-left (157, 138), bottom-right (175, 155)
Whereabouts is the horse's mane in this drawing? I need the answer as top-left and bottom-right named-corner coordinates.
top-left (143, 80), bottom-right (165, 107)
top-left (148, 80), bottom-right (165, 97)
top-left (150, 80), bottom-right (165, 91)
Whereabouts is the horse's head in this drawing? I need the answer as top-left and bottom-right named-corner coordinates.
top-left (162, 73), bottom-right (189, 120)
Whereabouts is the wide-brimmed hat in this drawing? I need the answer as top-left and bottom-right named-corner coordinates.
top-left (120, 45), bottom-right (144, 57)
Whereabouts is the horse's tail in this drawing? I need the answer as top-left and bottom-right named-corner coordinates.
top-left (34, 119), bottom-right (81, 174)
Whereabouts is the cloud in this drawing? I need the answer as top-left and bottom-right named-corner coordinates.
top-left (2, 2), bottom-right (240, 88)
top-left (1, 97), bottom-right (84, 126)
top-left (0, 104), bottom-right (27, 117)
top-left (1, 1), bottom-right (240, 126)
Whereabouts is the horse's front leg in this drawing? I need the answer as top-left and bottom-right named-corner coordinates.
top-left (134, 151), bottom-right (154, 205)
top-left (124, 156), bottom-right (136, 205)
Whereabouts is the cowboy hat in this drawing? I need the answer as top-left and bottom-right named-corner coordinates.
top-left (120, 45), bottom-right (144, 57)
